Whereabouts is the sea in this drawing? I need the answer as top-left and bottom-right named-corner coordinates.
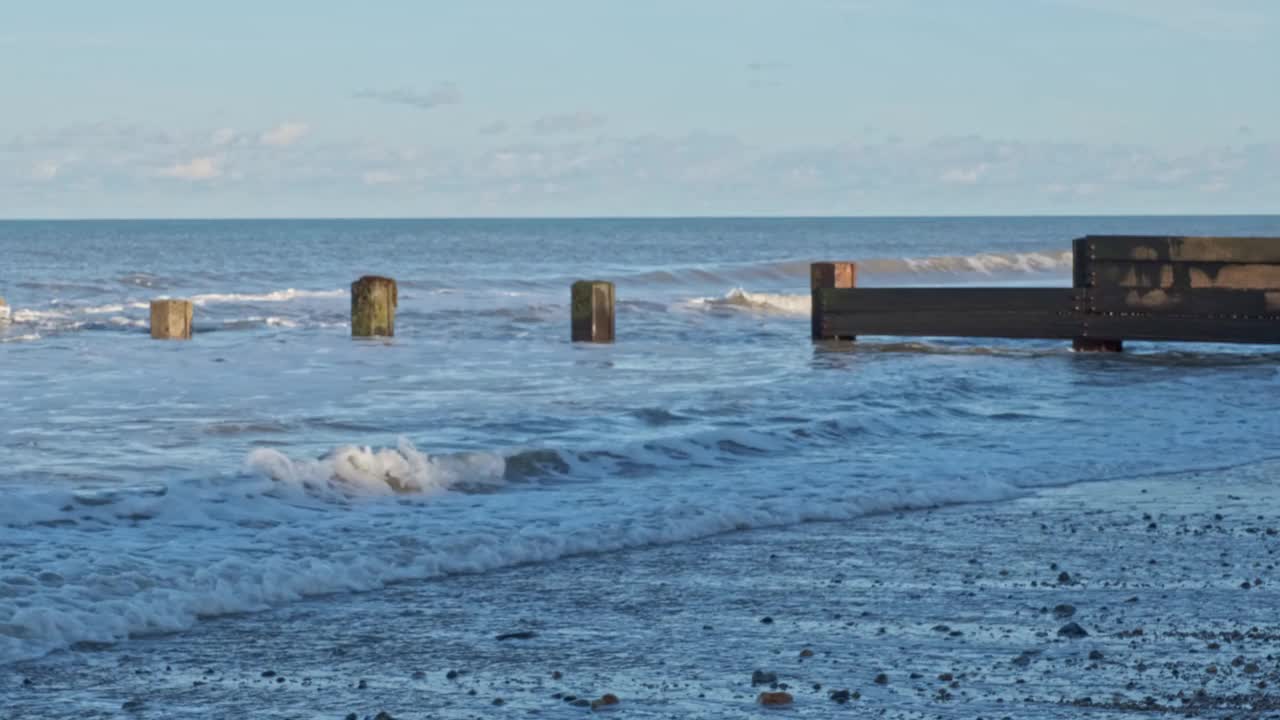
top-left (3, 216), bottom-right (1280, 716)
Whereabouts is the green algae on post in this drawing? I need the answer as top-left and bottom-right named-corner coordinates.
top-left (351, 275), bottom-right (397, 338)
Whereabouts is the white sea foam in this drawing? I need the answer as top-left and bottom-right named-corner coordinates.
top-left (247, 439), bottom-right (507, 496)
top-left (188, 288), bottom-right (346, 306)
top-left (0, 435), bottom-right (1028, 666)
top-left (686, 288), bottom-right (811, 317)
top-left (12, 308), bottom-right (71, 324)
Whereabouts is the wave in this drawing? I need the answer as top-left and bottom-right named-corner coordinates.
top-left (863, 250), bottom-right (1072, 276)
top-left (0, 434), bottom-right (1030, 667)
top-left (621, 250), bottom-right (1073, 289)
top-left (4, 418), bottom-right (1275, 666)
top-left (187, 288), bottom-right (346, 306)
top-left (686, 288), bottom-right (810, 317)
top-left (247, 439), bottom-right (508, 496)
top-left (4, 288), bottom-right (350, 337)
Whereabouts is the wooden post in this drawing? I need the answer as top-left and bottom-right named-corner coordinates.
top-left (0, 296), bottom-right (9, 324)
top-left (571, 280), bottom-right (615, 343)
top-left (150, 299), bottom-right (193, 340)
top-left (351, 276), bottom-right (397, 337)
top-left (811, 262), bottom-right (857, 341)
top-left (1071, 237), bottom-right (1122, 352)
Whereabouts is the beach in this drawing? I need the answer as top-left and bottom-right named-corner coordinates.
top-left (7, 461), bottom-right (1279, 719)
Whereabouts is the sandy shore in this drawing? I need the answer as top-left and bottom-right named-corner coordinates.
top-left (6, 461), bottom-right (1280, 719)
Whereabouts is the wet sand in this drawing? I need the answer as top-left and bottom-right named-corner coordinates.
top-left (7, 462), bottom-right (1280, 719)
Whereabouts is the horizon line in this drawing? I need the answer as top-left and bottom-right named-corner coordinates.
top-left (2, 212), bottom-right (1278, 222)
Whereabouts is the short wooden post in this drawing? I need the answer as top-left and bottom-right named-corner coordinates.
top-left (0, 296), bottom-right (9, 324)
top-left (150, 299), bottom-right (193, 340)
top-left (351, 276), bottom-right (397, 337)
top-left (811, 262), bottom-right (857, 341)
top-left (571, 280), bottom-right (615, 343)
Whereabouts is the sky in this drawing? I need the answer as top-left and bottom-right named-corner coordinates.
top-left (1, 0), bottom-right (1277, 218)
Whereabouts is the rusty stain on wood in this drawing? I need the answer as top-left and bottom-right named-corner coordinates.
top-left (810, 262), bottom-right (857, 341)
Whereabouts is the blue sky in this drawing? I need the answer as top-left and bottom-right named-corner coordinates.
top-left (2, 0), bottom-right (1277, 217)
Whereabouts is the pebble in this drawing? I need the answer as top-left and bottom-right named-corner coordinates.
top-left (1058, 622), bottom-right (1089, 639)
top-left (591, 693), bottom-right (620, 710)
top-left (752, 670), bottom-right (778, 686)
top-left (758, 691), bottom-right (793, 706)
top-left (874, 673), bottom-right (889, 685)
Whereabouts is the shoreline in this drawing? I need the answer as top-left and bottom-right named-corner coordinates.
top-left (6, 463), bottom-right (1280, 718)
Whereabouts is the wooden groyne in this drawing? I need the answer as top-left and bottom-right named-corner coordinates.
top-left (812, 235), bottom-right (1280, 350)
top-left (43, 235), bottom-right (1268, 347)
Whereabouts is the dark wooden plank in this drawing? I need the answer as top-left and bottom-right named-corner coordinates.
top-left (822, 310), bottom-right (1081, 340)
top-left (1080, 236), bottom-right (1280, 263)
top-left (1086, 261), bottom-right (1280, 290)
top-left (1079, 315), bottom-right (1280, 344)
top-left (1086, 287), bottom-right (1280, 317)
top-left (816, 288), bottom-right (1076, 314)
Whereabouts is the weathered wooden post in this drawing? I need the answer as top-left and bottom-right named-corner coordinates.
top-left (811, 262), bottom-right (857, 341)
top-left (150, 299), bottom-right (193, 340)
top-left (571, 280), bottom-right (615, 343)
top-left (1071, 237), bottom-right (1123, 352)
top-left (351, 275), bottom-right (397, 337)
top-left (0, 296), bottom-right (9, 324)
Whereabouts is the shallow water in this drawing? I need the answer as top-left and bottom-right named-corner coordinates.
top-left (2, 216), bottom-right (1280, 672)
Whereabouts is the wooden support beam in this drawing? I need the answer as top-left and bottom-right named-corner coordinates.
top-left (1085, 287), bottom-right (1280, 317)
top-left (810, 262), bottom-right (856, 341)
top-left (1079, 235), bottom-right (1280, 264)
top-left (571, 280), bottom-right (615, 343)
top-left (150, 299), bottom-right (193, 340)
top-left (351, 276), bottom-right (397, 338)
top-left (818, 288), bottom-right (1078, 340)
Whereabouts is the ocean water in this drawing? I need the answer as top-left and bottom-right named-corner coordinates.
top-left (2, 215), bottom-right (1280, 676)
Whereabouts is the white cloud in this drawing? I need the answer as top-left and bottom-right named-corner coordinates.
top-left (30, 160), bottom-right (60, 181)
top-left (361, 170), bottom-right (401, 185)
top-left (939, 164), bottom-right (987, 184)
top-left (6, 120), bottom-right (1278, 215)
top-left (212, 128), bottom-right (238, 146)
top-left (259, 122), bottom-right (309, 147)
top-left (354, 84), bottom-right (462, 110)
top-left (531, 112), bottom-right (607, 135)
top-left (158, 156), bottom-right (222, 181)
